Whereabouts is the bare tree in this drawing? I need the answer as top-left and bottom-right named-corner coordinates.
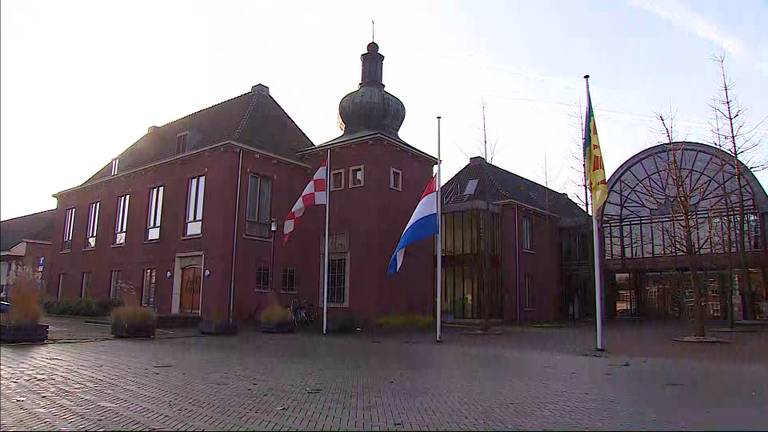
top-left (710, 53), bottom-right (767, 321)
top-left (656, 112), bottom-right (707, 337)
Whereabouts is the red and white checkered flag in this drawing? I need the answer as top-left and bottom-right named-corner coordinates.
top-left (283, 158), bottom-right (327, 243)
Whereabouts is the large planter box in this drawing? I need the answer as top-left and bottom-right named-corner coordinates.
top-left (261, 321), bottom-right (295, 334)
top-left (111, 321), bottom-right (156, 338)
top-left (199, 320), bottom-right (238, 335)
top-left (0, 323), bottom-right (49, 343)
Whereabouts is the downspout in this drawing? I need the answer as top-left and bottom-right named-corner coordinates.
top-left (515, 204), bottom-right (521, 323)
top-left (228, 149), bottom-right (244, 324)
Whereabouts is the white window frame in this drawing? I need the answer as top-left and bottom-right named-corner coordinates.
top-left (524, 273), bottom-right (534, 310)
top-left (349, 165), bottom-right (364, 188)
top-left (147, 185), bottom-right (164, 241)
top-left (390, 168), bottom-right (402, 191)
top-left (185, 175), bottom-right (205, 236)
top-left (109, 270), bottom-right (121, 300)
top-left (81, 272), bottom-right (91, 299)
top-left (522, 215), bottom-right (533, 251)
top-left (57, 273), bottom-right (65, 300)
top-left (319, 252), bottom-right (349, 307)
top-left (330, 169), bottom-right (345, 191)
top-left (111, 158), bottom-right (119, 176)
top-left (85, 201), bottom-right (100, 249)
top-left (62, 207), bottom-right (76, 251)
top-left (114, 194), bottom-right (130, 245)
top-left (141, 268), bottom-right (157, 309)
top-left (245, 174), bottom-right (272, 237)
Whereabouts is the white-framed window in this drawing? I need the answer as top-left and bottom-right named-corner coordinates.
top-left (62, 207), bottom-right (76, 251)
top-left (86, 201), bottom-right (100, 249)
top-left (245, 174), bottom-right (272, 237)
top-left (81, 272), bottom-right (91, 299)
top-left (146, 185), bottom-right (164, 241)
top-left (141, 268), bottom-right (157, 309)
top-left (390, 168), bottom-right (402, 191)
top-left (57, 273), bottom-right (65, 300)
top-left (522, 216), bottom-right (533, 251)
top-left (109, 270), bottom-right (121, 300)
top-left (114, 194), bottom-right (130, 245)
top-left (320, 253), bottom-right (349, 306)
top-left (176, 132), bottom-right (188, 154)
top-left (281, 268), bottom-right (296, 293)
top-left (524, 273), bottom-right (534, 309)
top-left (330, 169), bottom-right (345, 191)
top-left (349, 166), bottom-right (364, 188)
top-left (111, 158), bottom-right (119, 176)
top-left (255, 265), bottom-right (270, 291)
top-left (185, 175), bottom-right (205, 236)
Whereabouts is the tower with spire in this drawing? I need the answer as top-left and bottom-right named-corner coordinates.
top-left (296, 40), bottom-right (437, 324)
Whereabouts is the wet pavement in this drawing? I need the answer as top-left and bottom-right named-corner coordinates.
top-left (1, 318), bottom-right (766, 430)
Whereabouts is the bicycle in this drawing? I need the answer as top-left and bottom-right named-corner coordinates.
top-left (291, 299), bottom-right (315, 327)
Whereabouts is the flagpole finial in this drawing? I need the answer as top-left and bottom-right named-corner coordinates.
top-left (584, 74), bottom-right (590, 80)
top-left (437, 115), bottom-right (441, 120)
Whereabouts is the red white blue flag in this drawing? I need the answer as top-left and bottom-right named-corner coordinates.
top-left (387, 176), bottom-right (438, 274)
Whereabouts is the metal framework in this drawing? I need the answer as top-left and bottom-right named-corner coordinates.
top-left (601, 142), bottom-right (768, 260)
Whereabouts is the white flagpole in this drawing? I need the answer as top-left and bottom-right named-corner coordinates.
top-left (323, 148), bottom-right (331, 335)
top-left (436, 116), bottom-right (443, 343)
top-left (585, 75), bottom-right (604, 351)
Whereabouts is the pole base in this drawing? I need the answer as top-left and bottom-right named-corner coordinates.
top-left (595, 347), bottom-right (605, 352)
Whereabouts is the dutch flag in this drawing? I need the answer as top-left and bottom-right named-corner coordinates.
top-left (387, 176), bottom-right (439, 274)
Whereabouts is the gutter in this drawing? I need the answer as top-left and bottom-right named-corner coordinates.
top-left (228, 149), bottom-right (244, 324)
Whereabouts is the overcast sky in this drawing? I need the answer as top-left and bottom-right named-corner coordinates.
top-left (2, 0), bottom-right (766, 220)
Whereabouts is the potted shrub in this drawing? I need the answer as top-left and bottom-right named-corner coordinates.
top-left (199, 308), bottom-right (238, 335)
top-left (111, 306), bottom-right (156, 338)
top-left (259, 294), bottom-right (294, 333)
top-left (110, 281), bottom-right (156, 338)
top-left (0, 266), bottom-right (48, 343)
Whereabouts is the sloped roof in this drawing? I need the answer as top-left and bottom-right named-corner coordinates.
top-left (443, 157), bottom-right (588, 227)
top-left (1, 209), bottom-right (55, 251)
top-left (83, 85), bottom-right (314, 186)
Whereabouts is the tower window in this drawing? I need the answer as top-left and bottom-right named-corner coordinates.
top-left (331, 169), bottom-right (345, 191)
top-left (176, 133), bottom-right (188, 154)
top-left (390, 168), bottom-right (402, 191)
top-left (349, 166), bottom-right (364, 188)
top-left (111, 159), bottom-right (119, 176)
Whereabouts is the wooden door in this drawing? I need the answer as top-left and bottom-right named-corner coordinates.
top-left (180, 266), bottom-right (201, 314)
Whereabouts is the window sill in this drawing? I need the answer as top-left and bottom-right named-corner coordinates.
top-left (82, 247), bottom-right (96, 252)
top-left (328, 303), bottom-right (348, 308)
top-left (389, 186), bottom-right (402, 191)
top-left (59, 250), bottom-right (71, 254)
top-left (111, 244), bottom-right (126, 248)
top-left (280, 290), bottom-right (297, 295)
top-left (522, 249), bottom-right (535, 254)
top-left (181, 234), bottom-right (202, 240)
top-left (243, 234), bottom-right (272, 242)
top-left (144, 239), bottom-right (161, 244)
top-left (349, 184), bottom-right (364, 189)
top-left (254, 289), bottom-right (271, 293)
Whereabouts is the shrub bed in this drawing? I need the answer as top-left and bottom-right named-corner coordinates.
top-left (43, 298), bottom-right (123, 317)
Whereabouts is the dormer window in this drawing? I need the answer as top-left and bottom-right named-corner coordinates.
top-left (111, 158), bottom-right (119, 176)
top-left (176, 133), bottom-right (188, 154)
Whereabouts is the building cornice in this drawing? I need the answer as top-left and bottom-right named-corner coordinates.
top-left (53, 141), bottom-right (311, 198)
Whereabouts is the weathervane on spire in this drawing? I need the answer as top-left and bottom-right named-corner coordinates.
top-left (371, 19), bottom-right (375, 42)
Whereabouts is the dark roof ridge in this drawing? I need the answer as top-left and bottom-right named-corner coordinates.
top-left (157, 91), bottom-right (252, 130)
top-left (0, 208), bottom-right (56, 223)
top-left (482, 159), bottom-right (560, 195)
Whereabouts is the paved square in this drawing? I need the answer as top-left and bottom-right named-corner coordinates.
top-left (1, 318), bottom-right (766, 430)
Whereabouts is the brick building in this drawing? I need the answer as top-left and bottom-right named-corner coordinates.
top-left (46, 42), bottom-right (436, 325)
top-left (1, 210), bottom-right (54, 299)
top-left (440, 157), bottom-right (591, 322)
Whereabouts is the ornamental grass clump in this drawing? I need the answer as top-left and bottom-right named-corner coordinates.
top-left (111, 306), bottom-right (157, 327)
top-left (259, 296), bottom-right (293, 325)
top-left (1, 266), bottom-right (41, 326)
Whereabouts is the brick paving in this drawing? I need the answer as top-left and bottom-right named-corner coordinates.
top-left (1, 321), bottom-right (767, 430)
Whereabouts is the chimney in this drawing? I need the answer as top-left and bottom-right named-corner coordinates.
top-left (147, 125), bottom-right (159, 134)
top-left (251, 84), bottom-right (270, 95)
top-left (469, 156), bottom-right (486, 164)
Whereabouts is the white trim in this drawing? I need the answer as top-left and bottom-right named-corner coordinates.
top-left (330, 168), bottom-right (345, 191)
top-left (349, 165), bottom-right (364, 188)
top-left (390, 167), bottom-right (402, 191)
top-left (297, 132), bottom-right (438, 163)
